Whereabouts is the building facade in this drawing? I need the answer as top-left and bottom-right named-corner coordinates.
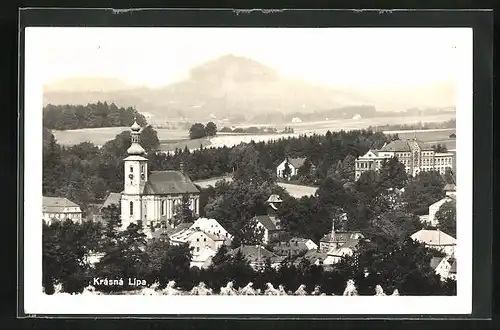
top-left (42, 196), bottom-right (83, 224)
top-left (116, 120), bottom-right (200, 231)
top-left (276, 158), bottom-right (306, 179)
top-left (354, 138), bottom-right (455, 180)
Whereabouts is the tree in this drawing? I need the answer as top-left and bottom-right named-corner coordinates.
top-left (403, 171), bottom-right (446, 215)
top-left (170, 194), bottom-right (195, 227)
top-left (444, 168), bottom-right (456, 185)
top-left (158, 243), bottom-right (193, 289)
top-left (205, 122), bottom-right (218, 137)
top-left (367, 210), bottom-right (422, 243)
top-left (378, 157), bottom-right (408, 189)
top-left (436, 200), bottom-right (456, 237)
top-left (189, 123), bottom-right (207, 139)
top-left (432, 144), bottom-right (448, 153)
top-left (230, 144), bottom-right (274, 185)
top-left (140, 125), bottom-right (160, 152)
top-left (231, 217), bottom-right (265, 248)
top-left (282, 159), bottom-right (292, 180)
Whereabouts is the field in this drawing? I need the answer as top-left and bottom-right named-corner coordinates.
top-left (51, 113), bottom-right (456, 152)
top-left (387, 128), bottom-right (456, 151)
top-left (194, 176), bottom-right (317, 198)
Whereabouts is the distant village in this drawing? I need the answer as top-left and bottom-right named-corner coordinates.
top-left (43, 120), bottom-right (458, 285)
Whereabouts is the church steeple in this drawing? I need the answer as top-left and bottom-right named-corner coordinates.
top-left (127, 117), bottom-right (146, 155)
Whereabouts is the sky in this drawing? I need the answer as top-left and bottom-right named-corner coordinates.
top-left (27, 27), bottom-right (467, 89)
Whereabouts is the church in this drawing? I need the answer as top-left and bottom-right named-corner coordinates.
top-left (104, 119), bottom-right (200, 231)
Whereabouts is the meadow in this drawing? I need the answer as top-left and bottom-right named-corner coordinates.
top-left (194, 176), bottom-right (318, 199)
top-left (51, 113), bottom-right (456, 152)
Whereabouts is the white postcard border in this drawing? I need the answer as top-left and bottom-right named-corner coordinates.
top-left (23, 27), bottom-right (473, 315)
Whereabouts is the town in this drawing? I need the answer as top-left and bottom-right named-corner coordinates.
top-left (42, 118), bottom-right (457, 296)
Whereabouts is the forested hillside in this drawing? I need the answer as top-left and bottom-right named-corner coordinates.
top-left (43, 102), bottom-right (148, 130)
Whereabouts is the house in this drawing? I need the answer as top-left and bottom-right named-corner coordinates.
top-left (411, 229), bottom-right (456, 257)
top-left (254, 215), bottom-right (284, 245)
top-left (354, 138), bottom-right (455, 179)
top-left (169, 228), bottom-right (226, 257)
top-left (190, 217), bottom-right (233, 245)
top-left (448, 258), bottom-right (457, 280)
top-left (150, 221), bottom-right (193, 240)
top-left (444, 184), bottom-right (456, 197)
top-left (115, 120), bottom-right (200, 233)
top-left (42, 196), bottom-right (83, 224)
top-left (430, 256), bottom-right (452, 281)
top-left (276, 157), bottom-right (306, 178)
top-left (292, 249), bottom-right (328, 267)
top-left (324, 239), bottom-right (360, 265)
top-left (190, 247), bottom-right (217, 269)
top-left (229, 245), bottom-right (285, 270)
top-left (319, 231), bottom-right (364, 254)
top-left (273, 237), bottom-right (317, 257)
top-left (428, 196), bottom-right (456, 226)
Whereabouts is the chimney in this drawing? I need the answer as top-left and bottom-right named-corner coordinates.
top-left (180, 162), bottom-right (185, 173)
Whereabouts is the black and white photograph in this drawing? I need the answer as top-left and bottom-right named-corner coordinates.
top-left (22, 20), bottom-right (476, 315)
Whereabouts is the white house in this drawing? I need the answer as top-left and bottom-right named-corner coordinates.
top-left (190, 247), bottom-right (217, 269)
top-left (190, 217), bottom-right (232, 245)
top-left (324, 239), bottom-right (360, 265)
top-left (42, 196), bottom-right (83, 224)
top-left (411, 229), bottom-right (456, 257)
top-left (428, 196), bottom-right (455, 226)
top-left (253, 215), bottom-right (283, 245)
top-left (169, 228), bottom-right (225, 257)
top-left (430, 257), bottom-right (452, 281)
top-left (276, 158), bottom-right (306, 178)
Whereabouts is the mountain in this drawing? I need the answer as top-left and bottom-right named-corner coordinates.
top-left (43, 54), bottom-right (456, 123)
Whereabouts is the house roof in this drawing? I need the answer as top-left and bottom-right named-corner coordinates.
top-left (229, 245), bottom-right (284, 263)
top-left (380, 140), bottom-right (411, 152)
top-left (253, 215), bottom-right (280, 231)
top-left (430, 257), bottom-right (446, 269)
top-left (430, 196), bottom-right (456, 207)
top-left (449, 259), bottom-right (457, 273)
top-left (170, 228), bottom-right (225, 243)
top-left (43, 196), bottom-right (81, 213)
top-left (101, 192), bottom-right (121, 209)
top-left (327, 239), bottom-right (360, 255)
top-left (320, 231), bottom-right (364, 243)
top-left (267, 194), bottom-right (283, 203)
top-left (411, 229), bottom-right (456, 246)
top-left (287, 158), bottom-right (306, 168)
top-left (143, 171), bottom-right (200, 195)
top-left (293, 250), bottom-right (327, 265)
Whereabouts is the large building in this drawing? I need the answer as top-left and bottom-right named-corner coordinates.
top-left (107, 120), bottom-right (201, 231)
top-left (354, 138), bottom-right (455, 180)
top-left (42, 196), bottom-right (83, 224)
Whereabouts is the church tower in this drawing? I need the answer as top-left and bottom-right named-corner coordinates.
top-left (121, 118), bottom-right (148, 228)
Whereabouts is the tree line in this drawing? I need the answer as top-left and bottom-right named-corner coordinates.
top-left (367, 119), bottom-right (456, 132)
top-left (43, 102), bottom-right (148, 130)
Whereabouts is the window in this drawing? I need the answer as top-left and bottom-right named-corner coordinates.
top-left (197, 238), bottom-right (199, 242)
top-left (141, 164), bottom-right (145, 173)
top-left (204, 238), bottom-right (207, 242)
top-left (129, 201), bottom-right (134, 216)
top-left (161, 200), bottom-right (166, 216)
top-left (130, 166), bottom-right (133, 173)
top-left (197, 247), bottom-right (200, 252)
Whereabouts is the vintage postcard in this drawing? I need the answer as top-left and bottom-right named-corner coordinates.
top-left (22, 23), bottom-right (474, 315)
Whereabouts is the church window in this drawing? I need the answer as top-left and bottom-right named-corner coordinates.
top-left (197, 247), bottom-right (200, 252)
top-left (204, 238), bottom-right (207, 242)
top-left (129, 201), bottom-right (134, 216)
top-left (197, 238), bottom-right (199, 242)
top-left (161, 200), bottom-right (166, 216)
top-left (130, 166), bottom-right (133, 173)
top-left (141, 164), bottom-right (145, 173)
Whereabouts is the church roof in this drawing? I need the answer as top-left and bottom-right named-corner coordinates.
top-left (101, 192), bottom-right (121, 209)
top-left (380, 140), bottom-right (411, 152)
top-left (143, 171), bottom-right (200, 195)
